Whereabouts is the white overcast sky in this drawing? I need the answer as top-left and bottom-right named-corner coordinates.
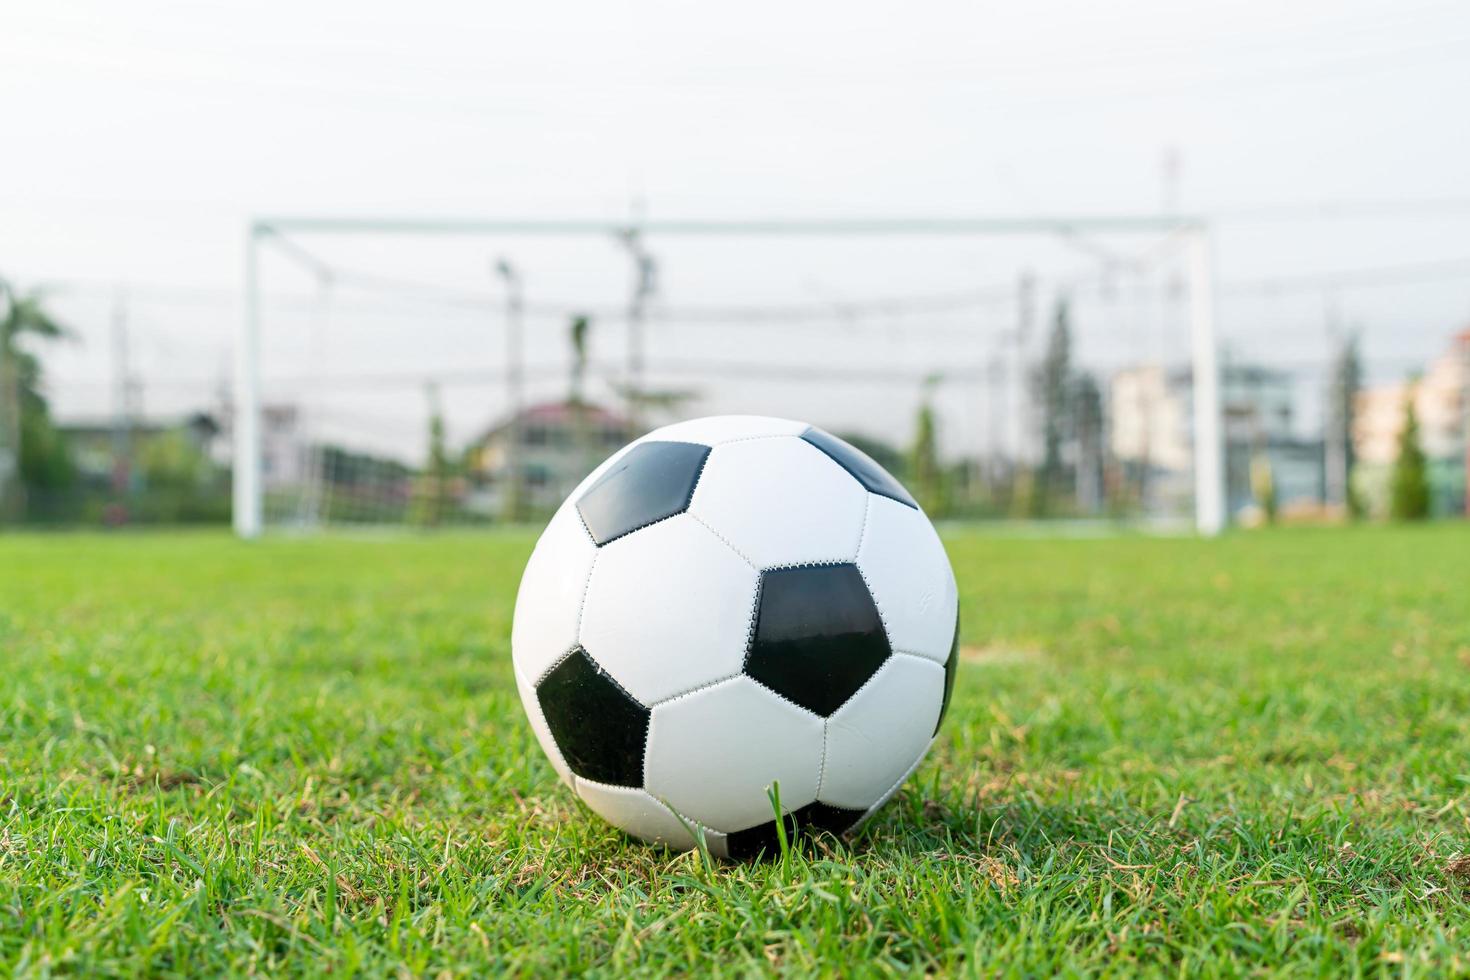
top-left (3, 0), bottom-right (1469, 458)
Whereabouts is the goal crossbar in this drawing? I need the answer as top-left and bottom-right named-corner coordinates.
top-left (253, 215), bottom-right (1207, 237)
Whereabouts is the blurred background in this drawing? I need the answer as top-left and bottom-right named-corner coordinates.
top-left (1, 0), bottom-right (1467, 532)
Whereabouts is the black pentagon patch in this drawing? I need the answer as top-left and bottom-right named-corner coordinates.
top-left (725, 802), bottom-right (866, 860)
top-left (536, 646), bottom-right (649, 787)
top-left (576, 441), bottom-right (711, 545)
top-left (936, 608), bottom-right (960, 736)
top-left (745, 563), bottom-right (891, 717)
top-left (800, 427), bottom-right (917, 509)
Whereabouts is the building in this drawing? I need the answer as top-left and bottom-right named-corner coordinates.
top-left (47, 413), bottom-right (227, 524)
top-left (1354, 330), bottom-right (1470, 516)
top-left (214, 402), bottom-right (313, 490)
top-left (60, 413), bottom-right (220, 488)
top-left (1109, 362), bottom-right (1323, 519)
top-left (464, 400), bottom-right (638, 516)
top-left (1109, 365), bottom-right (1192, 476)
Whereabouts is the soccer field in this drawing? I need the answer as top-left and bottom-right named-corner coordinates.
top-left (3, 526), bottom-right (1468, 974)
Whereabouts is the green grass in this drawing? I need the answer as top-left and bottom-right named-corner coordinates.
top-left (3, 525), bottom-right (1469, 976)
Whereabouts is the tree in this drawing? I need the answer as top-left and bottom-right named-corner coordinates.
top-left (1031, 297), bottom-right (1073, 513)
top-left (1389, 384), bottom-right (1430, 521)
top-left (1327, 332), bottom-right (1363, 517)
top-left (136, 425), bottom-right (228, 523)
top-left (910, 378), bottom-right (946, 516)
top-left (0, 281), bottom-right (73, 519)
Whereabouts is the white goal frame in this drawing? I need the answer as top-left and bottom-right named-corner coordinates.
top-left (235, 215), bottom-right (1224, 538)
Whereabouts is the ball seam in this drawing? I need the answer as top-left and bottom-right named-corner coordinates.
top-left (685, 511), bottom-right (758, 570)
top-left (572, 549), bottom-right (599, 649)
top-left (710, 432), bottom-right (802, 446)
top-left (815, 718), bottom-right (830, 799)
top-left (644, 670), bottom-right (745, 709)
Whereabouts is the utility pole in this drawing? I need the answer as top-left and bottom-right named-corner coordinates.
top-left (986, 353), bottom-right (1005, 487)
top-left (495, 258), bottom-right (525, 522)
top-left (423, 380), bottom-right (449, 526)
top-left (1323, 315), bottom-right (1356, 513)
top-left (618, 229), bottom-right (656, 431)
top-left (1160, 146), bottom-right (1182, 216)
top-left (0, 281), bottom-right (15, 521)
top-left (1460, 328), bottom-right (1470, 517)
top-left (1324, 303), bottom-right (1341, 510)
top-left (111, 290), bottom-right (135, 498)
top-left (1011, 271), bottom-right (1036, 470)
top-left (234, 227), bottom-right (264, 540)
top-left (1074, 376), bottom-right (1103, 514)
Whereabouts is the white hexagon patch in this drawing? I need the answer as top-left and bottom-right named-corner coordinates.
top-left (577, 514), bottom-right (759, 705)
top-left (645, 675), bottom-right (823, 834)
top-left (690, 437), bottom-right (868, 569)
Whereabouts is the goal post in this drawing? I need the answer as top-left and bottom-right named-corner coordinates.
top-left (1186, 229), bottom-right (1226, 535)
top-left (234, 215), bottom-right (1224, 538)
top-left (235, 224), bottom-right (264, 540)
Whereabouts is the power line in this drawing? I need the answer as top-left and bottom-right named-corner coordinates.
top-left (1215, 197), bottom-right (1470, 223)
top-left (53, 345), bottom-right (1441, 398)
top-left (33, 246), bottom-right (1470, 326)
top-left (35, 268), bottom-right (1032, 324)
top-left (1220, 256), bottom-right (1470, 295)
top-left (254, 214), bottom-right (1205, 237)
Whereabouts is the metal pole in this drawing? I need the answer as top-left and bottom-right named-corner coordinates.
top-left (0, 283), bottom-right (14, 520)
top-left (1187, 227), bottom-right (1226, 535)
top-left (1323, 388), bottom-right (1344, 510)
top-left (1010, 271), bottom-right (1035, 469)
top-left (110, 291), bottom-right (133, 497)
top-left (1322, 305), bottom-right (1352, 511)
top-left (619, 229), bottom-right (655, 429)
top-left (234, 226), bottom-right (264, 539)
top-left (495, 259), bottom-right (524, 522)
top-left (1460, 331), bottom-right (1470, 517)
top-left (986, 355), bottom-right (1004, 485)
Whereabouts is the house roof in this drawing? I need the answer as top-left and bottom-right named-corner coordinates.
top-left (59, 421), bottom-right (169, 439)
top-left (59, 412), bottom-right (218, 439)
top-left (471, 400), bottom-right (633, 446)
top-left (519, 401), bottom-right (629, 426)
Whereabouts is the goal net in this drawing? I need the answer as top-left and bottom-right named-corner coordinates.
top-left (233, 217), bottom-right (1223, 536)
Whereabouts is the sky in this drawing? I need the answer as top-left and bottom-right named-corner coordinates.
top-left (3, 0), bottom-right (1469, 459)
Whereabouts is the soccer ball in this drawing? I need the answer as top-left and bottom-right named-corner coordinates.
top-left (511, 415), bottom-right (958, 858)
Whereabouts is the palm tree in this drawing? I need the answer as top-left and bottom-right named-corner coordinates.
top-left (1, 282), bottom-right (68, 409)
top-left (1, 280), bottom-right (73, 517)
top-left (569, 314), bottom-right (591, 407)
